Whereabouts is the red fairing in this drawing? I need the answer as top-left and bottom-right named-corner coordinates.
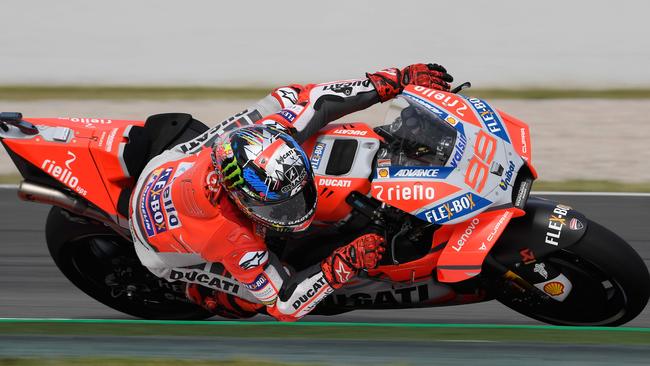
top-left (499, 110), bottom-right (538, 178)
top-left (303, 123), bottom-right (382, 223)
top-left (436, 208), bottom-right (525, 283)
top-left (5, 117), bottom-right (144, 217)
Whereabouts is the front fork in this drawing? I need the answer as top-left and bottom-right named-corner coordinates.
top-left (484, 255), bottom-right (573, 303)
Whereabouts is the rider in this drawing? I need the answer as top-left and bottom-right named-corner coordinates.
top-left (129, 63), bottom-right (454, 321)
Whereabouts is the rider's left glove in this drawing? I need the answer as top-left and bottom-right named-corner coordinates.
top-left (321, 233), bottom-right (385, 289)
top-left (367, 63), bottom-right (454, 102)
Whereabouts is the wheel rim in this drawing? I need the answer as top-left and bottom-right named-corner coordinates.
top-left (499, 250), bottom-right (629, 326)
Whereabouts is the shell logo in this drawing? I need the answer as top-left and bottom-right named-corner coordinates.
top-left (543, 281), bottom-right (565, 296)
top-left (445, 116), bottom-right (458, 126)
top-left (378, 168), bottom-right (389, 178)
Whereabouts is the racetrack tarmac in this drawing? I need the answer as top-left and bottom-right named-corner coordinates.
top-left (2, 334), bottom-right (650, 365)
top-left (0, 188), bottom-right (649, 326)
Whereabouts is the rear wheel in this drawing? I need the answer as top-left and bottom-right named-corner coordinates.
top-left (46, 207), bottom-right (212, 320)
top-left (493, 220), bottom-right (649, 326)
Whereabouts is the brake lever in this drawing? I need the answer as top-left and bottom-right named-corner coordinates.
top-left (450, 82), bottom-right (472, 94)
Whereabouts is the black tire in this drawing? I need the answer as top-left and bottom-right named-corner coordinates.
top-left (494, 220), bottom-right (650, 326)
top-left (46, 207), bottom-right (212, 320)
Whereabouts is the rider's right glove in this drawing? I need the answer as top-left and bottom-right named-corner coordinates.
top-left (367, 63), bottom-right (454, 102)
top-left (321, 233), bottom-right (385, 289)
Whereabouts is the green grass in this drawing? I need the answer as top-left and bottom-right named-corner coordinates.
top-left (0, 358), bottom-right (303, 366)
top-left (533, 180), bottom-right (650, 193)
top-left (1, 321), bottom-right (649, 345)
top-left (0, 174), bottom-right (21, 184)
top-left (2, 85), bottom-right (650, 100)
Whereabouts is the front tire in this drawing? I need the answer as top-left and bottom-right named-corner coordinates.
top-left (494, 220), bottom-right (649, 326)
top-left (46, 207), bottom-right (212, 320)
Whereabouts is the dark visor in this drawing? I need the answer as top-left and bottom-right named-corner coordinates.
top-left (239, 178), bottom-right (317, 227)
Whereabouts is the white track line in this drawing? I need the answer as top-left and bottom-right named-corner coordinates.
top-left (1, 184), bottom-right (649, 196)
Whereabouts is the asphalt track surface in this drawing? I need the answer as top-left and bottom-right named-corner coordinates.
top-left (2, 334), bottom-right (650, 365)
top-left (1, 188), bottom-right (649, 326)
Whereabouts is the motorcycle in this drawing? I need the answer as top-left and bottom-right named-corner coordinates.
top-left (1, 83), bottom-right (648, 326)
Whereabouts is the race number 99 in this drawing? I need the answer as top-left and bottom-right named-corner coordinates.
top-left (465, 130), bottom-right (497, 193)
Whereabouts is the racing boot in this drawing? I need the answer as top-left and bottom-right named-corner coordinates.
top-left (186, 283), bottom-right (263, 319)
top-left (320, 233), bottom-right (385, 289)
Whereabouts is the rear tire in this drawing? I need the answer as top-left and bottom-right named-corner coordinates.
top-left (46, 207), bottom-right (212, 320)
top-left (494, 220), bottom-right (649, 326)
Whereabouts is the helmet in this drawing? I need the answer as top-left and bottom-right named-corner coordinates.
top-left (212, 125), bottom-right (317, 232)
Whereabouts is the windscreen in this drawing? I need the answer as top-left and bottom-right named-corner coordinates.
top-left (374, 95), bottom-right (458, 167)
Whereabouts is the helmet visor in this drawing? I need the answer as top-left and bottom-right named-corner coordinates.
top-left (237, 175), bottom-right (317, 230)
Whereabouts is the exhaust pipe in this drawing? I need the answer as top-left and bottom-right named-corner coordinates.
top-left (17, 181), bottom-right (131, 239)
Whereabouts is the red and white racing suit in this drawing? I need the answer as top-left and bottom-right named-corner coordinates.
top-left (129, 77), bottom-right (382, 321)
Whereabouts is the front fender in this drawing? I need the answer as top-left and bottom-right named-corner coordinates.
top-left (490, 196), bottom-right (588, 266)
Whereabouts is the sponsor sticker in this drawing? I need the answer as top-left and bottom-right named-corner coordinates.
top-left (239, 250), bottom-right (269, 270)
top-left (245, 273), bottom-right (270, 291)
top-left (41, 151), bottom-right (88, 196)
top-left (245, 273), bottom-right (276, 303)
top-left (374, 182), bottom-right (437, 202)
top-left (59, 117), bottom-right (113, 128)
top-left (465, 96), bottom-right (510, 143)
top-left (451, 218), bottom-right (480, 252)
top-left (321, 79), bottom-right (372, 95)
top-left (419, 192), bottom-right (492, 224)
top-left (146, 167), bottom-right (174, 235)
top-left (543, 281), bottom-right (564, 296)
top-left (169, 269), bottom-right (240, 294)
top-left (162, 185), bottom-right (181, 230)
top-left (377, 158), bottom-right (391, 167)
top-left (402, 89), bottom-right (468, 134)
top-left (534, 274), bottom-right (573, 302)
top-left (291, 275), bottom-right (332, 311)
top-left (139, 169), bottom-right (162, 237)
top-left (332, 129), bottom-right (367, 136)
top-left (310, 142), bottom-right (326, 170)
top-left (411, 86), bottom-right (470, 118)
top-left (499, 161), bottom-right (516, 190)
top-left (445, 116), bottom-right (458, 126)
top-left (534, 263), bottom-right (549, 279)
top-left (276, 87), bottom-right (298, 106)
top-left (449, 132), bottom-right (467, 169)
top-left (520, 248), bottom-right (536, 264)
top-left (375, 166), bottom-right (454, 180)
top-left (545, 204), bottom-right (571, 246)
top-left (318, 178), bottom-right (352, 188)
top-left (276, 104), bottom-right (303, 123)
top-left (329, 283), bottom-right (432, 307)
top-left (569, 217), bottom-right (584, 230)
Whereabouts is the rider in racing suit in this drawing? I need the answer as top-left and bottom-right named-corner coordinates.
top-left (129, 64), bottom-right (453, 321)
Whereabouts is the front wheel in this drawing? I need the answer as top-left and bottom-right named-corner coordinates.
top-left (493, 220), bottom-right (649, 326)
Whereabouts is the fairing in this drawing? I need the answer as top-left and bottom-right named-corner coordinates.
top-left (1, 116), bottom-right (145, 219)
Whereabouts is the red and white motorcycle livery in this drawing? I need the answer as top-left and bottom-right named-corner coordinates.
top-left (1, 84), bottom-right (648, 326)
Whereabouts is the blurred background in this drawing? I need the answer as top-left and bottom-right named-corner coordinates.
top-left (1, 0), bottom-right (649, 185)
top-left (1, 0), bottom-right (649, 87)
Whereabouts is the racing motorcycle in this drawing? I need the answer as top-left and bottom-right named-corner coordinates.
top-left (1, 83), bottom-right (648, 326)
